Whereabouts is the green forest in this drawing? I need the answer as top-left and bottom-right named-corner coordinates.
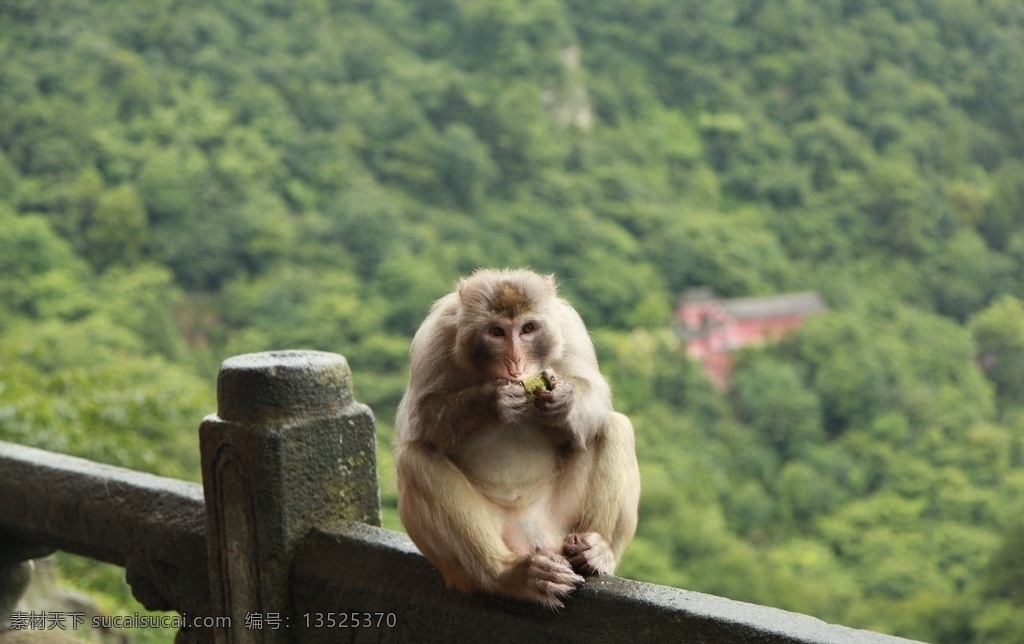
top-left (2, 0), bottom-right (1024, 641)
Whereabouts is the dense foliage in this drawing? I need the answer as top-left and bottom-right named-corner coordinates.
top-left (2, 1), bottom-right (1023, 641)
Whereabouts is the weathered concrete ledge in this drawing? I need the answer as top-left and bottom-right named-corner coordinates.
top-left (292, 521), bottom-right (922, 644)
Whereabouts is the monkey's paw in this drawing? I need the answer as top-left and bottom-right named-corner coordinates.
top-left (501, 552), bottom-right (585, 610)
top-left (496, 380), bottom-right (531, 424)
top-left (534, 369), bottom-right (573, 425)
top-left (521, 373), bottom-right (553, 403)
top-left (563, 532), bottom-right (617, 576)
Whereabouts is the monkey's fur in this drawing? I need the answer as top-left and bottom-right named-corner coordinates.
top-left (395, 268), bottom-right (639, 609)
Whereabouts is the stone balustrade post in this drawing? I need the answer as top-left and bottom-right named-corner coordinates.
top-left (199, 351), bottom-right (380, 643)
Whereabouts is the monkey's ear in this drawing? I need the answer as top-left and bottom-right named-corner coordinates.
top-left (542, 273), bottom-right (559, 294)
top-left (457, 275), bottom-right (476, 299)
top-left (457, 271), bottom-right (490, 307)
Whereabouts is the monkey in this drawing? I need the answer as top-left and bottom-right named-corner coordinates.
top-left (394, 268), bottom-right (640, 609)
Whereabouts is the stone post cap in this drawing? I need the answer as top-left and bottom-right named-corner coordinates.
top-left (215, 350), bottom-right (355, 425)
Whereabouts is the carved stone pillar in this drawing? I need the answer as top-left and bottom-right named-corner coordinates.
top-left (200, 351), bottom-right (380, 643)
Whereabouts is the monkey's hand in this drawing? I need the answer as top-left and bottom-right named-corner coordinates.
top-left (563, 532), bottom-right (617, 576)
top-left (534, 368), bottom-right (573, 426)
top-left (496, 380), bottom-right (531, 425)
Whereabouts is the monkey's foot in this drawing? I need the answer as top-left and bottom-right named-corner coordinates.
top-left (563, 532), bottom-right (617, 576)
top-left (499, 552), bottom-right (585, 610)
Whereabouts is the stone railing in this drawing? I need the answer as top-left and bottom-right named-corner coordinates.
top-left (0, 351), bottom-right (920, 643)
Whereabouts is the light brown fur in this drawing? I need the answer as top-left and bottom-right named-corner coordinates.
top-left (395, 268), bottom-right (640, 608)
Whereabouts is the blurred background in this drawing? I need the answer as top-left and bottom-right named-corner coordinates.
top-left (1, 1), bottom-right (1023, 641)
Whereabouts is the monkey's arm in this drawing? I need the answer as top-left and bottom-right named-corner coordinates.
top-left (406, 380), bottom-right (529, 453)
top-left (535, 369), bottom-right (612, 450)
top-left (533, 301), bottom-right (616, 448)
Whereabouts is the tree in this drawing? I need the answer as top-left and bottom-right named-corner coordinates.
top-left (731, 354), bottom-right (824, 460)
top-left (651, 211), bottom-right (795, 297)
top-left (85, 185), bottom-right (148, 270)
top-left (0, 208), bottom-right (92, 325)
top-left (791, 313), bottom-right (889, 434)
top-left (923, 229), bottom-right (1014, 321)
top-left (969, 296), bottom-right (1024, 414)
top-left (981, 161), bottom-right (1024, 251)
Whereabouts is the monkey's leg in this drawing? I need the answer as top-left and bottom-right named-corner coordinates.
top-left (396, 444), bottom-right (584, 607)
top-left (560, 412), bottom-right (640, 575)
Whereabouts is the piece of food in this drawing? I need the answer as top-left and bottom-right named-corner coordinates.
top-left (521, 374), bottom-right (553, 403)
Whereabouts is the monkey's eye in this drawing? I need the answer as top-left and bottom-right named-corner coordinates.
top-left (521, 323), bottom-right (536, 334)
top-left (488, 326), bottom-right (506, 337)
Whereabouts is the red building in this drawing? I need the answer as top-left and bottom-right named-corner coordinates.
top-left (677, 288), bottom-right (828, 387)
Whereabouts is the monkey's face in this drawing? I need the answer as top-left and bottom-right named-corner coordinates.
top-left (471, 317), bottom-right (553, 381)
top-left (454, 271), bottom-right (562, 381)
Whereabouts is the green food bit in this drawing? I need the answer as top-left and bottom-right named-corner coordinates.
top-left (521, 374), bottom-right (553, 403)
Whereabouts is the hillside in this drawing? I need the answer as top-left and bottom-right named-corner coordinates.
top-left (2, 1), bottom-right (1023, 641)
